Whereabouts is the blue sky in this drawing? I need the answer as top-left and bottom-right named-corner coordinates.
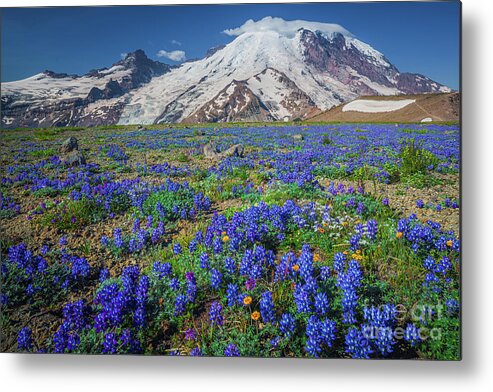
top-left (1, 2), bottom-right (460, 89)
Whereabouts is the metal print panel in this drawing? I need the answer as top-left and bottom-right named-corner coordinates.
top-left (0, 1), bottom-right (461, 360)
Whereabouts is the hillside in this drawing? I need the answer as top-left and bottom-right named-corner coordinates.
top-left (309, 92), bottom-right (459, 123)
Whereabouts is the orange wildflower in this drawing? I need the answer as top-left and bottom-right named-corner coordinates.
top-left (292, 264), bottom-right (300, 272)
top-left (251, 311), bottom-right (260, 321)
top-left (313, 254), bottom-right (321, 262)
top-left (222, 235), bottom-right (230, 242)
top-left (318, 228), bottom-right (325, 233)
top-left (243, 296), bottom-right (252, 306)
top-left (396, 232), bottom-right (403, 239)
top-left (446, 240), bottom-right (453, 247)
top-left (352, 253), bottom-right (363, 261)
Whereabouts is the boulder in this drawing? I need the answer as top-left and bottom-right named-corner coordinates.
top-left (60, 137), bottom-right (79, 154)
top-left (203, 142), bottom-right (220, 159)
top-left (64, 150), bottom-right (86, 167)
top-left (137, 125), bottom-right (145, 131)
top-left (221, 144), bottom-right (244, 158)
top-left (203, 142), bottom-right (245, 159)
top-left (293, 134), bottom-right (304, 140)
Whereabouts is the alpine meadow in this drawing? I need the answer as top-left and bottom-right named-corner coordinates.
top-left (1, 5), bottom-right (461, 360)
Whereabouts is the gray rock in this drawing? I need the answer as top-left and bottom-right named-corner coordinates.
top-left (293, 134), bottom-right (304, 140)
top-left (64, 150), bottom-right (86, 167)
top-left (203, 142), bottom-right (220, 159)
top-left (221, 144), bottom-right (245, 158)
top-left (60, 137), bottom-right (79, 154)
top-left (137, 125), bottom-right (145, 131)
top-left (203, 142), bottom-right (245, 159)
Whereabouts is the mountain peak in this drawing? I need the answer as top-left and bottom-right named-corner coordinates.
top-left (117, 49), bottom-right (153, 68)
top-left (125, 49), bottom-right (146, 60)
top-left (111, 49), bottom-right (173, 89)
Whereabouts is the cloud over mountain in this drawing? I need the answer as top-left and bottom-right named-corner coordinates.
top-left (223, 16), bottom-right (353, 38)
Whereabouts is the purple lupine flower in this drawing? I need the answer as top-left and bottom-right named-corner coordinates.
top-left (184, 328), bottom-right (196, 341)
top-left (17, 327), bottom-right (33, 351)
top-left (209, 301), bottom-right (223, 326)
top-left (224, 343), bottom-right (240, 357)
top-left (259, 291), bottom-right (275, 323)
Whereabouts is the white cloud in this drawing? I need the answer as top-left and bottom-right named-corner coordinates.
top-left (171, 40), bottom-right (182, 46)
top-left (223, 16), bottom-right (353, 38)
top-left (156, 50), bottom-right (186, 62)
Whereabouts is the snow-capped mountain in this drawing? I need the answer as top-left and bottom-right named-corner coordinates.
top-left (1, 50), bottom-right (173, 128)
top-left (1, 17), bottom-right (451, 128)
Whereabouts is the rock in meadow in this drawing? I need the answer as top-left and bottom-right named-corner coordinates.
top-left (60, 137), bottom-right (79, 154)
top-left (63, 150), bottom-right (86, 167)
top-left (221, 144), bottom-right (245, 158)
top-left (203, 142), bottom-right (220, 159)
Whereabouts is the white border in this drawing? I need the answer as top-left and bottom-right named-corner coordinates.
top-left (2, 1), bottom-right (493, 391)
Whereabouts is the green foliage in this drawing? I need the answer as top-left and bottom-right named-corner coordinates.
top-left (28, 148), bottom-right (57, 157)
top-left (262, 182), bottom-right (325, 205)
top-left (176, 151), bottom-right (190, 163)
top-left (313, 165), bottom-right (349, 179)
top-left (399, 138), bottom-right (439, 176)
top-left (1, 257), bottom-right (70, 311)
top-left (32, 187), bottom-right (60, 198)
top-left (321, 135), bottom-right (333, 145)
top-left (382, 162), bottom-right (401, 184)
top-left (401, 172), bottom-right (444, 189)
top-left (354, 165), bottom-right (377, 182)
top-left (418, 311), bottom-right (460, 360)
top-left (0, 209), bottom-right (17, 219)
top-left (141, 189), bottom-right (196, 223)
top-left (401, 128), bottom-right (429, 134)
top-left (39, 198), bottom-right (106, 230)
top-left (332, 193), bottom-right (395, 221)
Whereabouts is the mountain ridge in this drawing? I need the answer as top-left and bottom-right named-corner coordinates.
top-left (1, 21), bottom-right (453, 129)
